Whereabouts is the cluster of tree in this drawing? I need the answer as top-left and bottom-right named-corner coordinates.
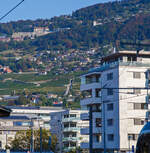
top-left (0, 58), bottom-right (35, 72)
top-left (10, 129), bottom-right (57, 152)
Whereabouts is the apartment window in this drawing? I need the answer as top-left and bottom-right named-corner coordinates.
top-left (133, 89), bottom-right (141, 94)
top-left (108, 134), bottom-right (114, 141)
top-left (92, 104), bottom-right (101, 112)
top-left (107, 103), bottom-right (113, 111)
top-left (96, 118), bottom-right (102, 127)
top-left (134, 103), bottom-right (148, 110)
top-left (64, 133), bottom-right (69, 137)
top-left (70, 114), bottom-right (76, 118)
top-left (128, 134), bottom-right (139, 140)
top-left (134, 119), bottom-right (145, 125)
top-left (72, 133), bottom-right (77, 137)
top-left (64, 123), bottom-right (69, 128)
top-left (96, 89), bottom-right (101, 97)
top-left (107, 73), bottom-right (113, 80)
top-left (70, 123), bottom-right (76, 127)
top-left (133, 72), bottom-right (141, 79)
top-left (107, 119), bottom-right (114, 126)
top-left (70, 142), bottom-right (77, 147)
top-left (107, 88), bottom-right (113, 96)
top-left (64, 115), bottom-right (69, 118)
top-left (13, 121), bottom-right (30, 127)
top-left (96, 134), bottom-right (102, 142)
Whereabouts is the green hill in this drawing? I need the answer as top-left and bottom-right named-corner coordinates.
top-left (1, 0), bottom-right (150, 51)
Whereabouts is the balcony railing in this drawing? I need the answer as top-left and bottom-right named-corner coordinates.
top-left (80, 97), bottom-right (102, 106)
top-left (89, 61), bottom-right (150, 74)
top-left (80, 113), bottom-right (89, 120)
top-left (63, 146), bottom-right (76, 152)
top-left (63, 137), bottom-right (79, 142)
top-left (63, 127), bottom-right (80, 132)
top-left (62, 117), bottom-right (80, 122)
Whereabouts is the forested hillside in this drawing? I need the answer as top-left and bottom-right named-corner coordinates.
top-left (0, 0), bottom-right (150, 51)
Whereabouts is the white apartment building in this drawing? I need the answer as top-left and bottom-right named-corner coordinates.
top-left (50, 109), bottom-right (89, 153)
top-left (80, 50), bottom-right (150, 153)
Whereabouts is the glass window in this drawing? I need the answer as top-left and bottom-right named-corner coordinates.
top-left (134, 119), bottom-right (145, 125)
top-left (133, 89), bottom-right (141, 94)
top-left (13, 121), bottom-right (31, 127)
top-left (107, 103), bottom-right (113, 111)
top-left (107, 88), bottom-right (113, 96)
top-left (107, 119), bottom-right (114, 126)
top-left (134, 103), bottom-right (148, 110)
top-left (64, 115), bottom-right (69, 118)
top-left (128, 134), bottom-right (139, 140)
top-left (107, 73), bottom-right (113, 80)
top-left (133, 72), bottom-right (141, 79)
top-left (95, 89), bottom-right (101, 97)
top-left (96, 134), bottom-right (102, 142)
top-left (96, 118), bottom-right (102, 127)
top-left (70, 114), bottom-right (76, 118)
top-left (108, 134), bottom-right (114, 141)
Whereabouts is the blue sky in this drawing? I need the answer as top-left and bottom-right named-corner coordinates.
top-left (0, 0), bottom-right (115, 23)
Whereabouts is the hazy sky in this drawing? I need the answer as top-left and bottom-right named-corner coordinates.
top-left (0, 0), bottom-right (115, 22)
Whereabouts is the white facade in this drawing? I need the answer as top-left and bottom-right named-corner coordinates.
top-left (8, 106), bottom-right (63, 129)
top-left (80, 50), bottom-right (150, 152)
top-left (50, 109), bottom-right (89, 153)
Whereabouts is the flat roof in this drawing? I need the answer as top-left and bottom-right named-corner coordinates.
top-left (102, 50), bottom-right (150, 62)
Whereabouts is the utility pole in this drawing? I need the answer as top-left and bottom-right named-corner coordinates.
top-left (30, 119), bottom-right (34, 153)
top-left (103, 102), bottom-right (106, 153)
top-left (89, 105), bottom-right (93, 153)
top-left (40, 126), bottom-right (42, 153)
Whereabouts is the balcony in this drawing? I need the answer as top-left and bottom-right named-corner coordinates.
top-left (63, 137), bottom-right (79, 142)
top-left (80, 97), bottom-right (102, 106)
top-left (81, 127), bottom-right (89, 135)
top-left (80, 82), bottom-right (101, 91)
top-left (63, 147), bottom-right (76, 152)
top-left (62, 117), bottom-right (80, 122)
top-left (63, 127), bottom-right (80, 132)
top-left (81, 142), bottom-right (103, 149)
top-left (81, 142), bottom-right (89, 149)
top-left (81, 127), bottom-right (102, 135)
top-left (80, 113), bottom-right (89, 120)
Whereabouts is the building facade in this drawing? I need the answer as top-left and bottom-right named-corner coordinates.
top-left (0, 106), bottom-right (63, 150)
top-left (50, 109), bottom-right (89, 153)
top-left (0, 115), bottom-right (43, 150)
top-left (80, 50), bottom-right (150, 152)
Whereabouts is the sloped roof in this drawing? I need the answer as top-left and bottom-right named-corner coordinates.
top-left (0, 106), bottom-right (11, 117)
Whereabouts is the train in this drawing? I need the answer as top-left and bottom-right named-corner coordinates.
top-left (136, 122), bottom-right (150, 153)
